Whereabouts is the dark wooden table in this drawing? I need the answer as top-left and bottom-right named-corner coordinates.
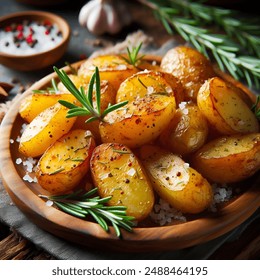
top-left (0, 0), bottom-right (260, 260)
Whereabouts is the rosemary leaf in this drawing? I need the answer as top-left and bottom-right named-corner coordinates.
top-left (40, 188), bottom-right (135, 237)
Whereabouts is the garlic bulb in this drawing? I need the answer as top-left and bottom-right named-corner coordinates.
top-left (79, 0), bottom-right (132, 35)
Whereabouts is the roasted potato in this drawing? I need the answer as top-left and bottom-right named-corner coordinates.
top-left (19, 103), bottom-right (77, 158)
top-left (116, 70), bottom-right (185, 105)
top-left (90, 143), bottom-right (155, 221)
top-left (197, 77), bottom-right (259, 135)
top-left (160, 45), bottom-right (216, 101)
top-left (19, 93), bottom-right (76, 123)
top-left (78, 54), bottom-right (139, 91)
top-left (190, 133), bottom-right (260, 183)
top-left (139, 145), bottom-right (213, 214)
top-left (159, 102), bottom-right (209, 156)
top-left (36, 129), bottom-right (96, 194)
top-left (99, 94), bottom-right (176, 148)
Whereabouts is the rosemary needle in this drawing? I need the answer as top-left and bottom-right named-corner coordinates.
top-left (39, 188), bottom-right (135, 237)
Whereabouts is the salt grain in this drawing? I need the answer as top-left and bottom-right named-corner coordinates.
top-left (15, 158), bottom-right (22, 164)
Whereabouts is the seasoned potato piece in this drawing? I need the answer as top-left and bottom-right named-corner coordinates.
top-left (160, 45), bottom-right (216, 101)
top-left (19, 103), bottom-right (77, 158)
top-left (78, 54), bottom-right (138, 91)
top-left (197, 77), bottom-right (259, 135)
top-left (139, 145), bottom-right (213, 214)
top-left (99, 94), bottom-right (176, 148)
top-left (159, 102), bottom-right (208, 156)
top-left (90, 143), bottom-right (155, 221)
top-left (19, 93), bottom-right (76, 123)
top-left (190, 133), bottom-right (260, 183)
top-left (36, 129), bottom-right (96, 194)
top-left (116, 70), bottom-right (184, 105)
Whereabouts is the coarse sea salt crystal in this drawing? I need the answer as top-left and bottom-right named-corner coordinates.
top-left (46, 200), bottom-right (53, 207)
top-left (10, 139), bottom-right (14, 144)
top-left (16, 158), bottom-right (22, 164)
top-left (179, 102), bottom-right (187, 110)
top-left (23, 173), bottom-right (34, 183)
top-left (127, 168), bottom-right (136, 176)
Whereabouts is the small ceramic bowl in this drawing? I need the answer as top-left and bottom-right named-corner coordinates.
top-left (0, 11), bottom-right (70, 71)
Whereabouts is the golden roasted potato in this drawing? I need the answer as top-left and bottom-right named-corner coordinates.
top-left (139, 145), bottom-right (213, 214)
top-left (99, 94), bottom-right (176, 148)
top-left (197, 77), bottom-right (259, 135)
top-left (190, 133), bottom-right (260, 183)
top-left (160, 45), bottom-right (216, 101)
top-left (36, 129), bottom-right (96, 194)
top-left (116, 70), bottom-right (185, 105)
top-left (19, 103), bottom-right (77, 158)
top-left (90, 143), bottom-right (155, 221)
top-left (159, 102), bottom-right (209, 156)
top-left (19, 93), bottom-right (76, 123)
top-left (78, 54), bottom-right (138, 91)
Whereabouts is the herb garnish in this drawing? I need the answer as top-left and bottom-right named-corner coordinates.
top-left (39, 188), bottom-right (135, 237)
top-left (121, 42), bottom-right (145, 67)
top-left (251, 95), bottom-right (260, 120)
top-left (138, 0), bottom-right (260, 89)
top-left (53, 66), bottom-right (128, 123)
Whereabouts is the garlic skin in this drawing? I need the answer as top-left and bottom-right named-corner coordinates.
top-left (79, 0), bottom-right (132, 35)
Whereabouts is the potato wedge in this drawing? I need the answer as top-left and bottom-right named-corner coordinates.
top-left (36, 129), bottom-right (96, 194)
top-left (90, 143), bottom-right (155, 221)
top-left (139, 145), bottom-right (213, 214)
top-left (116, 70), bottom-right (185, 105)
top-left (197, 77), bottom-right (259, 135)
top-left (19, 102), bottom-right (76, 158)
top-left (19, 93), bottom-right (76, 123)
top-left (99, 94), bottom-right (176, 148)
top-left (190, 133), bottom-right (260, 183)
top-left (78, 54), bottom-right (138, 91)
top-left (160, 45), bottom-right (216, 101)
top-left (159, 102), bottom-right (209, 156)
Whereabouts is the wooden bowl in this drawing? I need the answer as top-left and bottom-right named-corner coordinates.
top-left (0, 60), bottom-right (260, 253)
top-left (0, 11), bottom-right (70, 71)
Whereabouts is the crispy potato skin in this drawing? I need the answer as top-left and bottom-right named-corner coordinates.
top-left (197, 77), bottom-right (259, 135)
top-left (19, 93), bottom-right (76, 123)
top-left (78, 55), bottom-right (138, 91)
top-left (90, 143), bottom-right (155, 221)
top-left (139, 145), bottom-right (213, 214)
top-left (19, 103), bottom-right (77, 158)
top-left (160, 46), bottom-right (216, 101)
top-left (190, 133), bottom-right (260, 183)
top-left (99, 95), bottom-right (176, 148)
top-left (116, 70), bottom-right (185, 105)
top-left (160, 102), bottom-right (208, 156)
top-left (36, 129), bottom-right (96, 194)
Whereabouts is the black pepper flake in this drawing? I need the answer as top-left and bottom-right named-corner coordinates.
top-left (125, 179), bottom-right (130, 183)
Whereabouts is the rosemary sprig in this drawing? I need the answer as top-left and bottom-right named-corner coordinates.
top-left (138, 0), bottom-right (260, 89)
top-left (121, 42), bottom-right (145, 66)
top-left (39, 188), bottom-right (135, 237)
top-left (251, 95), bottom-right (260, 120)
top-left (53, 66), bottom-right (128, 123)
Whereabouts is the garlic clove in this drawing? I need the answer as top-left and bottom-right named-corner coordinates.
top-left (86, 5), bottom-right (108, 35)
top-left (78, 0), bottom-right (100, 27)
top-left (78, 0), bottom-right (132, 36)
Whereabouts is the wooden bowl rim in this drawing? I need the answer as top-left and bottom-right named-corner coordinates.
top-left (0, 57), bottom-right (260, 252)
